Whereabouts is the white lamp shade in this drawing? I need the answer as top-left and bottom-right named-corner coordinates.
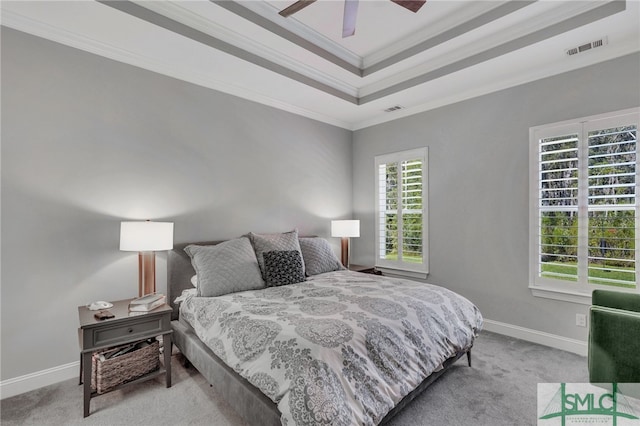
top-left (120, 221), bottom-right (174, 251)
top-left (331, 220), bottom-right (360, 238)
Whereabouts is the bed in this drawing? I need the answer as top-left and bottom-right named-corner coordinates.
top-left (168, 233), bottom-right (483, 426)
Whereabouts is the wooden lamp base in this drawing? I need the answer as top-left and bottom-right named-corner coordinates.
top-left (340, 237), bottom-right (350, 268)
top-left (138, 251), bottom-right (156, 297)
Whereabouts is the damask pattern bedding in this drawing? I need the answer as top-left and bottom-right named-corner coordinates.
top-left (179, 270), bottom-right (483, 426)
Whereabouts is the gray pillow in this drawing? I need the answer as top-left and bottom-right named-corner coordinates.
top-left (299, 237), bottom-right (344, 275)
top-left (184, 237), bottom-right (265, 297)
top-left (249, 229), bottom-right (305, 278)
top-left (263, 250), bottom-right (305, 287)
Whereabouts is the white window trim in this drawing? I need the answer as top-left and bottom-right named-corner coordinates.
top-left (374, 147), bottom-right (429, 277)
top-left (529, 107), bottom-right (640, 304)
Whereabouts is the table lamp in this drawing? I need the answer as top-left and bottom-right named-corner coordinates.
top-left (331, 219), bottom-right (360, 268)
top-left (120, 221), bottom-right (174, 297)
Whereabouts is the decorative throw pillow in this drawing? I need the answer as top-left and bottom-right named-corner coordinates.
top-left (299, 237), bottom-right (344, 275)
top-left (184, 237), bottom-right (265, 297)
top-left (249, 229), bottom-right (305, 278)
top-left (263, 250), bottom-right (305, 287)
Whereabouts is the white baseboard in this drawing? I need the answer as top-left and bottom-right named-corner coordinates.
top-left (482, 318), bottom-right (588, 357)
top-left (0, 319), bottom-right (587, 399)
top-left (0, 361), bottom-right (79, 400)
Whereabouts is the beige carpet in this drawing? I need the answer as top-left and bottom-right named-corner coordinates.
top-left (1, 331), bottom-right (588, 426)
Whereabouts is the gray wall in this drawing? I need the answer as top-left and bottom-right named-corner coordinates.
top-left (1, 28), bottom-right (352, 380)
top-left (352, 52), bottom-right (640, 342)
top-left (2, 23), bottom-right (639, 385)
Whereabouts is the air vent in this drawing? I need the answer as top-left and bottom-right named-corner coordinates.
top-left (384, 105), bottom-right (404, 112)
top-left (566, 37), bottom-right (608, 56)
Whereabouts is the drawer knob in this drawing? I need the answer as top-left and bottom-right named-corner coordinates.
top-left (127, 328), bottom-right (133, 333)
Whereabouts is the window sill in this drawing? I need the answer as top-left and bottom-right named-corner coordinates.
top-left (375, 266), bottom-right (428, 280)
top-left (529, 285), bottom-right (592, 305)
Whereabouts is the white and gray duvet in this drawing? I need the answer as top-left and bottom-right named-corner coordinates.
top-left (179, 270), bottom-right (483, 425)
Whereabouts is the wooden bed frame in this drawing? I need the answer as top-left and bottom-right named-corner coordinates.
top-left (168, 240), bottom-right (471, 426)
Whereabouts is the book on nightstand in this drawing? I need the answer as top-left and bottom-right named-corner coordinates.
top-left (129, 293), bottom-right (166, 312)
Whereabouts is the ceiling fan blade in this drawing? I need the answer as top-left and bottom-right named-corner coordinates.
top-left (342, 0), bottom-right (359, 38)
top-left (279, 0), bottom-right (317, 18)
top-left (391, 0), bottom-right (426, 13)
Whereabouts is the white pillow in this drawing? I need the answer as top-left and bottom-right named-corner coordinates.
top-left (174, 288), bottom-right (197, 304)
top-left (190, 275), bottom-right (198, 288)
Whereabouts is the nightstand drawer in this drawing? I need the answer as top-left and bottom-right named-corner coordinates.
top-left (93, 317), bottom-right (163, 347)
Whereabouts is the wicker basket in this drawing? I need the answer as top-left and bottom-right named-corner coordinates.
top-left (91, 340), bottom-right (160, 394)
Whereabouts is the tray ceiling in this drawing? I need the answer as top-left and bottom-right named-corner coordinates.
top-left (2, 0), bottom-right (639, 130)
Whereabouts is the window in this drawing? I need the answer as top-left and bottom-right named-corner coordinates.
top-left (530, 108), bottom-right (640, 303)
top-left (375, 147), bottom-right (428, 276)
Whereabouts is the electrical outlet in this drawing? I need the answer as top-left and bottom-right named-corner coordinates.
top-left (576, 313), bottom-right (587, 327)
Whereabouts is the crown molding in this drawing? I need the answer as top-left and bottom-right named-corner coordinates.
top-left (358, 0), bottom-right (628, 104)
top-left (363, 1), bottom-right (609, 70)
top-left (363, 0), bottom-right (519, 69)
top-left (1, 8), bottom-right (355, 130)
top-left (224, 0), bottom-right (533, 77)
top-left (133, 1), bottom-right (360, 97)
top-left (352, 43), bottom-right (639, 130)
top-left (230, 0), bottom-right (363, 69)
top-left (3, 0), bottom-right (635, 131)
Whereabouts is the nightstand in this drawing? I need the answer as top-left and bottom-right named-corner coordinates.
top-left (78, 299), bottom-right (172, 417)
top-left (349, 264), bottom-right (382, 275)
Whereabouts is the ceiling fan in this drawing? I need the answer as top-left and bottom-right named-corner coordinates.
top-left (278, 0), bottom-right (427, 38)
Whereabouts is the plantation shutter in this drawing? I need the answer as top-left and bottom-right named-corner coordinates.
top-left (538, 130), bottom-right (580, 283)
top-left (534, 111), bottom-right (639, 291)
top-left (586, 120), bottom-right (637, 287)
top-left (375, 148), bottom-right (428, 275)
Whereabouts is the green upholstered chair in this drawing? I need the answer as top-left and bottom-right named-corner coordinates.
top-left (589, 289), bottom-right (640, 383)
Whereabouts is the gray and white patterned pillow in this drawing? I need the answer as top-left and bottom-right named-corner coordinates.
top-left (184, 237), bottom-right (265, 297)
top-left (249, 230), bottom-right (305, 278)
top-left (263, 250), bottom-right (305, 287)
top-left (299, 237), bottom-right (345, 275)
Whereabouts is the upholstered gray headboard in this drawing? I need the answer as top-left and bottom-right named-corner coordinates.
top-left (167, 240), bottom-right (223, 320)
